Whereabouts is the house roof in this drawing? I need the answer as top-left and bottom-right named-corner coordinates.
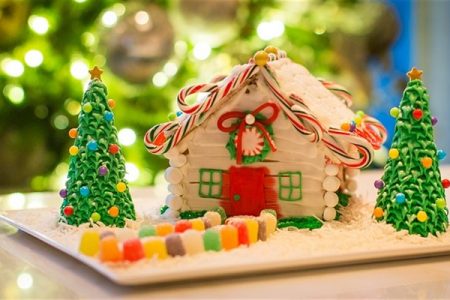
top-left (144, 48), bottom-right (386, 168)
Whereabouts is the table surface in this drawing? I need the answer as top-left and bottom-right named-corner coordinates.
top-left (2, 168), bottom-right (450, 299)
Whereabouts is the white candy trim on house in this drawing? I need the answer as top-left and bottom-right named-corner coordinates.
top-left (322, 162), bottom-right (342, 221)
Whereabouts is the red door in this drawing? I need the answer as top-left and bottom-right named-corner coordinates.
top-left (228, 166), bottom-right (266, 216)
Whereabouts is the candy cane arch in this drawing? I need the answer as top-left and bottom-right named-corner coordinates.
top-left (144, 49), bottom-right (386, 168)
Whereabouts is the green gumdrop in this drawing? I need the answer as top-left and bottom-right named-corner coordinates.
top-left (203, 229), bottom-right (222, 251)
top-left (91, 212), bottom-right (101, 222)
top-left (138, 225), bottom-right (156, 238)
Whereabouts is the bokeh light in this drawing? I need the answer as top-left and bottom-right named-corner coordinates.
top-left (25, 50), bottom-right (44, 67)
top-left (118, 128), bottom-right (136, 146)
top-left (1, 59), bottom-right (24, 77)
top-left (3, 84), bottom-right (25, 105)
top-left (28, 15), bottom-right (49, 35)
top-left (257, 20), bottom-right (285, 41)
top-left (152, 72), bottom-right (169, 87)
top-left (125, 162), bottom-right (140, 182)
top-left (193, 42), bottom-right (211, 60)
top-left (101, 10), bottom-right (118, 28)
top-left (70, 60), bottom-right (88, 79)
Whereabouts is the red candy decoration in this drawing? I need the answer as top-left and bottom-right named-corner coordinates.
top-left (228, 220), bottom-right (250, 246)
top-left (63, 206), bottom-right (74, 216)
top-left (412, 109), bottom-right (423, 120)
top-left (122, 238), bottom-right (145, 262)
top-left (442, 179), bottom-right (450, 189)
top-left (174, 220), bottom-right (192, 233)
top-left (108, 144), bottom-right (120, 154)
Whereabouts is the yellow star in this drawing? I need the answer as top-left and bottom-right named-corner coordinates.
top-left (89, 66), bottom-right (103, 81)
top-left (407, 67), bottom-right (423, 81)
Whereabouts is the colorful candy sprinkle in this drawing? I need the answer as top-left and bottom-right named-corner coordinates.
top-left (68, 128), bottom-right (77, 138)
top-left (421, 157), bottom-right (433, 169)
top-left (174, 220), bottom-right (192, 233)
top-left (395, 193), bottom-right (406, 204)
top-left (63, 205), bottom-right (74, 216)
top-left (389, 107), bottom-right (400, 118)
top-left (91, 212), bottom-right (101, 222)
top-left (109, 144), bottom-right (120, 154)
top-left (417, 211), bottom-right (428, 222)
top-left (116, 182), bottom-right (127, 192)
top-left (108, 206), bottom-right (119, 217)
top-left (59, 188), bottom-right (68, 198)
top-left (432, 116), bottom-right (438, 126)
top-left (80, 186), bottom-right (90, 197)
top-left (82, 103), bottom-right (92, 113)
top-left (388, 148), bottom-right (399, 159)
top-left (374, 179), bottom-right (384, 190)
top-left (98, 165), bottom-right (108, 176)
top-left (190, 218), bottom-right (205, 231)
top-left (165, 234), bottom-right (185, 257)
top-left (442, 179), bottom-right (450, 189)
top-left (412, 108), bottom-right (423, 120)
top-left (437, 150), bottom-right (447, 161)
top-left (108, 99), bottom-right (115, 109)
top-left (436, 198), bottom-right (446, 209)
top-left (373, 207), bottom-right (384, 218)
top-left (69, 145), bottom-right (79, 156)
top-left (219, 225), bottom-right (239, 250)
top-left (87, 140), bottom-right (98, 151)
top-left (104, 111), bottom-right (113, 121)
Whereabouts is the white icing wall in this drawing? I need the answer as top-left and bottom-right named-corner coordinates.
top-left (175, 75), bottom-right (333, 218)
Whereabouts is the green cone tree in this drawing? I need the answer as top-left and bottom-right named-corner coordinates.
top-left (374, 67), bottom-right (448, 237)
top-left (59, 67), bottom-right (136, 227)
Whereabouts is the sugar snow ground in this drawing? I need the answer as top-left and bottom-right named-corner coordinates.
top-left (3, 194), bottom-right (450, 282)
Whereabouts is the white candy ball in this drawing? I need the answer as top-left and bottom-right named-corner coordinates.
top-left (325, 164), bottom-right (339, 176)
top-left (169, 155), bottom-right (187, 167)
top-left (165, 194), bottom-right (183, 210)
top-left (346, 168), bottom-right (361, 178)
top-left (324, 192), bottom-right (339, 207)
top-left (346, 179), bottom-right (358, 193)
top-left (323, 207), bottom-right (337, 221)
top-left (203, 211), bottom-right (222, 227)
top-left (164, 167), bottom-right (183, 184)
top-left (163, 148), bottom-right (179, 159)
top-left (322, 176), bottom-right (340, 192)
top-left (168, 184), bottom-right (184, 196)
top-left (245, 114), bottom-right (255, 125)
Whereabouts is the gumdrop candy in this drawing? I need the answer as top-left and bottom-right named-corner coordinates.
top-left (243, 218), bottom-right (259, 244)
top-left (203, 228), bottom-right (222, 252)
top-left (156, 222), bottom-right (174, 236)
top-left (203, 211), bottom-right (222, 227)
top-left (142, 237), bottom-right (168, 260)
top-left (79, 230), bottom-right (100, 257)
top-left (219, 225), bottom-right (239, 250)
top-left (257, 217), bottom-right (267, 241)
top-left (190, 218), bottom-right (205, 231)
top-left (174, 220), bottom-right (192, 233)
top-left (228, 220), bottom-right (249, 246)
top-left (260, 212), bottom-right (277, 237)
top-left (165, 233), bottom-right (185, 257)
top-left (99, 236), bottom-right (122, 263)
top-left (123, 238), bottom-right (145, 262)
top-left (138, 225), bottom-right (156, 238)
top-left (180, 230), bottom-right (204, 255)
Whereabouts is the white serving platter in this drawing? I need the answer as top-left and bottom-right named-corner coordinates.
top-left (1, 169), bottom-right (450, 286)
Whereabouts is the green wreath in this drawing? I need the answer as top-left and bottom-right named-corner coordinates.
top-left (225, 113), bottom-right (274, 165)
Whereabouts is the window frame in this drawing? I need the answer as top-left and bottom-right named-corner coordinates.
top-left (278, 171), bottom-right (302, 201)
top-left (199, 169), bottom-right (223, 198)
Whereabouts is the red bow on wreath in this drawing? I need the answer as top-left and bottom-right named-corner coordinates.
top-left (217, 102), bottom-right (280, 164)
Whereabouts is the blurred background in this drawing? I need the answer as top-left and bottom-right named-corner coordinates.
top-left (0, 0), bottom-right (449, 193)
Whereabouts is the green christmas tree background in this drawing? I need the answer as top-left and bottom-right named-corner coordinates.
top-left (374, 68), bottom-right (448, 237)
top-left (59, 68), bottom-right (135, 227)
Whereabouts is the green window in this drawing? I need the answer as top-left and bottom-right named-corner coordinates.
top-left (278, 171), bottom-right (302, 201)
top-left (199, 169), bottom-right (223, 198)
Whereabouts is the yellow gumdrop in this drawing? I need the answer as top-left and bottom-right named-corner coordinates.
top-left (388, 148), bottom-right (399, 159)
top-left (254, 50), bottom-right (269, 66)
top-left (244, 218), bottom-right (259, 244)
top-left (190, 218), bottom-right (205, 231)
top-left (79, 230), bottom-right (100, 256)
top-left (142, 237), bottom-right (168, 260)
top-left (390, 107), bottom-right (400, 118)
top-left (417, 211), bottom-right (428, 222)
top-left (116, 182), bottom-right (127, 192)
top-left (69, 145), bottom-right (79, 156)
top-left (354, 116), bottom-right (362, 126)
top-left (373, 207), bottom-right (384, 218)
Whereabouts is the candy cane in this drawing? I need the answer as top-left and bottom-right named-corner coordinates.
top-left (318, 78), bottom-right (353, 107)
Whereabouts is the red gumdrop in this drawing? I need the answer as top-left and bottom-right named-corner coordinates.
top-left (63, 206), bottom-right (74, 216)
top-left (228, 220), bottom-right (249, 246)
top-left (412, 109), bottom-right (423, 120)
top-left (109, 144), bottom-right (120, 154)
top-left (122, 238), bottom-right (145, 262)
top-left (442, 179), bottom-right (450, 189)
top-left (174, 220), bottom-right (192, 233)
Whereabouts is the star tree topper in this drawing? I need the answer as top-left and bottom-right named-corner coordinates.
top-left (89, 66), bottom-right (103, 80)
top-left (407, 67), bottom-right (423, 81)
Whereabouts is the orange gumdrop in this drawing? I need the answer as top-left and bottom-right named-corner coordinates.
top-left (421, 157), bottom-right (432, 169)
top-left (373, 207), bottom-right (384, 219)
top-left (108, 206), bottom-right (119, 217)
top-left (99, 236), bottom-right (122, 262)
top-left (108, 99), bottom-right (116, 109)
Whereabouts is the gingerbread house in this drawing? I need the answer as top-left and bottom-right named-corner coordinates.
top-left (145, 47), bottom-right (386, 221)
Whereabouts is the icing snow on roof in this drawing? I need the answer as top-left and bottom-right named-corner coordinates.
top-left (144, 48), bottom-right (386, 168)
